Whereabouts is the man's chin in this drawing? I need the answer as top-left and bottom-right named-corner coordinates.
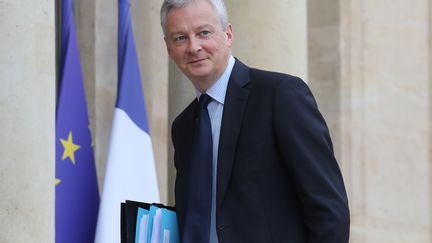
top-left (186, 68), bottom-right (211, 79)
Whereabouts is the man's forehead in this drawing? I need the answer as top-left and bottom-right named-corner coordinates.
top-left (166, 0), bottom-right (216, 19)
top-left (165, 5), bottom-right (221, 33)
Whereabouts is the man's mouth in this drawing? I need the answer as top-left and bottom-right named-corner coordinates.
top-left (188, 58), bottom-right (206, 64)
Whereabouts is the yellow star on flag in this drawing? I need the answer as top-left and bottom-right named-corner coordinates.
top-left (60, 131), bottom-right (80, 165)
top-left (55, 178), bottom-right (61, 186)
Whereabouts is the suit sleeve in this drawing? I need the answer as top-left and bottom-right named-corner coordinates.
top-left (273, 77), bottom-right (350, 243)
top-left (171, 118), bottom-right (179, 169)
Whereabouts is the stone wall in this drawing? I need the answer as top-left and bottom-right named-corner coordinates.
top-left (0, 1), bottom-right (55, 242)
top-left (309, 0), bottom-right (432, 241)
top-left (339, 0), bottom-right (431, 241)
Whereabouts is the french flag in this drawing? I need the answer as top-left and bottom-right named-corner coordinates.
top-left (95, 1), bottom-right (160, 242)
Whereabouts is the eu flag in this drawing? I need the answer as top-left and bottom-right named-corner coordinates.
top-left (55, 0), bottom-right (100, 242)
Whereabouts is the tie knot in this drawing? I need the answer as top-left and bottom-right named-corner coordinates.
top-left (199, 94), bottom-right (212, 109)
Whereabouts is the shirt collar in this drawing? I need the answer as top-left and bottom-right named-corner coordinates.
top-left (196, 56), bottom-right (235, 105)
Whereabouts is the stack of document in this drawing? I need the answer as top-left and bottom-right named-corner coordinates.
top-left (121, 201), bottom-right (179, 243)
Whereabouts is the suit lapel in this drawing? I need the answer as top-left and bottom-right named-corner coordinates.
top-left (217, 60), bottom-right (251, 208)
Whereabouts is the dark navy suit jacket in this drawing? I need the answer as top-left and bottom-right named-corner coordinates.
top-left (171, 59), bottom-right (350, 243)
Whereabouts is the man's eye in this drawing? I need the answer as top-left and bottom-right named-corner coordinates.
top-left (174, 36), bottom-right (186, 42)
top-left (199, 31), bottom-right (211, 37)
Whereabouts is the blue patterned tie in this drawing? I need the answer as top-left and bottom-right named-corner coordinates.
top-left (182, 94), bottom-right (213, 243)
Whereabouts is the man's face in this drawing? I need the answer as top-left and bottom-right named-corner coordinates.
top-left (164, 0), bottom-right (233, 92)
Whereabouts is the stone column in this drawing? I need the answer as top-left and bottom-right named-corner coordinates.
top-left (0, 1), bottom-right (55, 242)
top-left (307, 0), bottom-right (342, 160)
top-left (74, 0), bottom-right (116, 198)
top-left (132, 0), bottom-right (169, 203)
top-left (340, 0), bottom-right (432, 242)
top-left (93, 0), bottom-right (118, 195)
top-left (225, 0), bottom-right (308, 79)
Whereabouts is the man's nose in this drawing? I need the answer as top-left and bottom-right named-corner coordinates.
top-left (187, 37), bottom-right (202, 54)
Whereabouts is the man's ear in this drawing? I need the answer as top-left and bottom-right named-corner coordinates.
top-left (226, 24), bottom-right (234, 46)
top-left (164, 36), bottom-right (172, 56)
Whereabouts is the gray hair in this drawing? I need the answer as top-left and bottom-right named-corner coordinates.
top-left (160, 0), bottom-right (229, 35)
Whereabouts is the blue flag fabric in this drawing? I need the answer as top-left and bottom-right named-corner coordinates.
top-left (117, 0), bottom-right (149, 133)
top-left (56, 0), bottom-right (100, 242)
top-left (95, 0), bottom-right (160, 242)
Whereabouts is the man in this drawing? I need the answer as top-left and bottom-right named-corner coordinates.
top-left (161, 0), bottom-right (350, 242)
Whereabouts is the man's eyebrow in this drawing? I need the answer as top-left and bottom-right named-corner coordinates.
top-left (196, 24), bottom-right (214, 30)
top-left (167, 24), bottom-right (216, 36)
top-left (167, 30), bottom-right (186, 37)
